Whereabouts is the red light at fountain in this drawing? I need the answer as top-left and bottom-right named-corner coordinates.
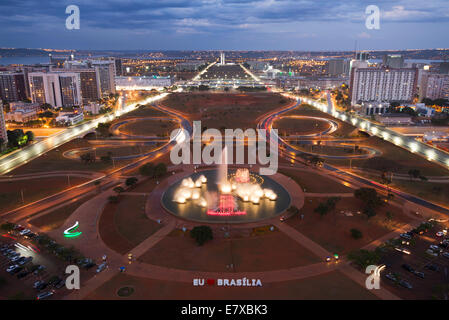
top-left (207, 194), bottom-right (246, 216)
top-left (234, 168), bottom-right (250, 183)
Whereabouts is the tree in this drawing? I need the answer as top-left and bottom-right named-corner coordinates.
top-left (113, 186), bottom-right (125, 194)
top-left (190, 226), bottom-right (213, 246)
top-left (108, 196), bottom-right (119, 203)
top-left (7, 129), bottom-right (28, 148)
top-left (154, 163), bottom-right (167, 178)
top-left (139, 163), bottom-right (155, 177)
top-left (100, 152), bottom-right (113, 164)
top-left (350, 228), bottom-right (363, 239)
top-left (314, 203), bottom-right (329, 216)
top-left (25, 131), bottom-right (35, 142)
top-left (408, 169), bottom-right (420, 181)
top-left (347, 249), bottom-right (382, 269)
top-left (80, 153), bottom-right (95, 164)
top-left (354, 188), bottom-right (383, 218)
top-left (125, 177), bottom-right (138, 188)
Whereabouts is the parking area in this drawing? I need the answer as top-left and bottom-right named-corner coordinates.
top-left (379, 221), bottom-right (449, 299)
top-left (1, 224), bottom-right (101, 300)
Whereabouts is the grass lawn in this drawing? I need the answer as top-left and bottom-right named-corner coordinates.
top-left (287, 197), bottom-right (411, 254)
top-left (278, 168), bottom-right (353, 193)
top-left (119, 118), bottom-right (178, 137)
top-left (29, 194), bottom-right (95, 231)
top-left (10, 138), bottom-right (132, 175)
top-left (274, 117), bottom-right (330, 136)
top-left (140, 229), bottom-right (319, 272)
top-left (163, 92), bottom-right (293, 130)
top-left (99, 195), bottom-right (162, 254)
top-left (85, 270), bottom-right (377, 300)
top-left (0, 176), bottom-right (88, 214)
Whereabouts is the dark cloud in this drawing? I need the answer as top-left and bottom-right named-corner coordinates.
top-left (0, 0), bottom-right (448, 49)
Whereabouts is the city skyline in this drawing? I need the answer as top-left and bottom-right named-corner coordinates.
top-left (1, 0), bottom-right (449, 51)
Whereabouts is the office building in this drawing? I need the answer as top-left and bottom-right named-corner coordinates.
top-left (326, 59), bottom-right (350, 76)
top-left (28, 72), bottom-right (82, 108)
top-left (0, 100), bottom-right (7, 145)
top-left (115, 76), bottom-right (174, 90)
top-left (350, 67), bottom-right (418, 105)
top-left (419, 72), bottom-right (449, 101)
top-left (0, 72), bottom-right (27, 102)
top-left (361, 102), bottom-right (390, 116)
top-left (55, 112), bottom-right (84, 125)
top-left (382, 55), bottom-right (405, 69)
top-left (91, 59), bottom-right (116, 96)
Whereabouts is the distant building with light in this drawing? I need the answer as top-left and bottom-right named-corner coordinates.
top-left (382, 55), bottom-right (405, 69)
top-left (350, 67), bottom-right (418, 105)
top-left (56, 112), bottom-right (84, 126)
top-left (326, 59), bottom-right (350, 76)
top-left (0, 71), bottom-right (27, 102)
top-left (361, 102), bottom-right (390, 116)
top-left (115, 76), bottom-right (174, 90)
top-left (0, 100), bottom-right (8, 145)
top-left (374, 113), bottom-right (413, 125)
top-left (419, 72), bottom-right (449, 101)
top-left (175, 61), bottom-right (205, 72)
top-left (5, 102), bottom-right (41, 123)
top-left (83, 102), bottom-right (103, 115)
top-left (28, 72), bottom-right (82, 108)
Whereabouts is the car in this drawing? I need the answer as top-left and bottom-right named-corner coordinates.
top-left (47, 276), bottom-right (62, 286)
top-left (425, 264), bottom-right (439, 272)
top-left (11, 255), bottom-right (23, 262)
top-left (96, 262), bottom-right (107, 273)
top-left (436, 231), bottom-right (444, 237)
top-left (385, 273), bottom-right (397, 282)
top-left (18, 257), bottom-right (32, 266)
top-left (394, 247), bottom-right (411, 255)
top-left (280, 216), bottom-right (286, 222)
top-left (402, 264), bottom-right (414, 273)
top-left (6, 264), bottom-right (19, 273)
top-left (400, 233), bottom-right (412, 240)
top-left (414, 271), bottom-right (425, 279)
top-left (33, 280), bottom-right (45, 289)
top-left (10, 266), bottom-right (23, 274)
top-left (426, 249), bottom-right (438, 257)
top-left (430, 245), bottom-right (442, 253)
top-left (325, 256), bottom-right (331, 262)
top-left (442, 252), bottom-right (449, 259)
top-left (17, 271), bottom-right (30, 279)
top-left (439, 242), bottom-right (449, 249)
top-left (33, 265), bottom-right (46, 275)
top-left (84, 262), bottom-right (96, 270)
top-left (54, 280), bottom-right (65, 289)
top-left (399, 280), bottom-right (413, 289)
top-left (19, 229), bottom-right (31, 236)
top-left (36, 291), bottom-right (53, 300)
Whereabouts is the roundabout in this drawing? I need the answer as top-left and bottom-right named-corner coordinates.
top-left (161, 169), bottom-right (292, 224)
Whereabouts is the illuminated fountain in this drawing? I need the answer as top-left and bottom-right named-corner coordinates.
top-left (171, 147), bottom-right (278, 217)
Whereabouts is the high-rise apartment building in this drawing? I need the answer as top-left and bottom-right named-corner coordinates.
top-left (382, 55), bottom-right (405, 69)
top-left (326, 59), bottom-right (350, 76)
top-left (350, 67), bottom-right (418, 105)
top-left (0, 100), bottom-right (8, 146)
top-left (419, 72), bottom-right (449, 101)
top-left (28, 72), bottom-right (82, 107)
top-left (0, 72), bottom-right (27, 102)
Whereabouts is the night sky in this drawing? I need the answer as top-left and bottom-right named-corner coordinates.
top-left (1, 0), bottom-right (448, 50)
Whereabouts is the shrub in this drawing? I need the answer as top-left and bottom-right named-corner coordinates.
top-left (190, 226), bottom-right (213, 246)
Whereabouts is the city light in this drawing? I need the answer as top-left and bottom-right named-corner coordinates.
top-left (426, 149), bottom-right (436, 161)
top-left (393, 136), bottom-right (402, 145)
top-left (409, 142), bottom-right (419, 153)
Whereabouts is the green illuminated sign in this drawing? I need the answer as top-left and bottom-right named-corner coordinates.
top-left (64, 221), bottom-right (82, 238)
